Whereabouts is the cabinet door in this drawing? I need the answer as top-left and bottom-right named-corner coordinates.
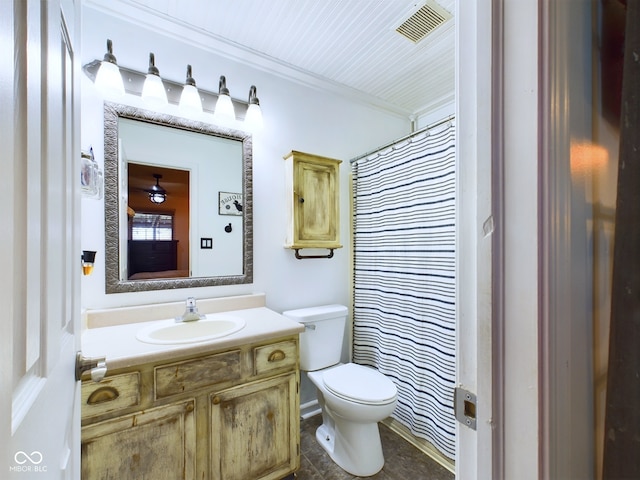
top-left (294, 158), bottom-right (340, 246)
top-left (210, 373), bottom-right (299, 480)
top-left (81, 400), bottom-right (196, 479)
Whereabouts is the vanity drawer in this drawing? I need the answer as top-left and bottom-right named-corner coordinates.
top-left (155, 350), bottom-right (242, 399)
top-left (253, 339), bottom-right (298, 376)
top-left (82, 372), bottom-right (141, 419)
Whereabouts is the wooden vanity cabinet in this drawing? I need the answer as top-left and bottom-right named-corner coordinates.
top-left (283, 150), bottom-right (342, 251)
top-left (81, 399), bottom-right (197, 479)
top-left (81, 336), bottom-right (300, 480)
top-left (210, 373), bottom-right (298, 480)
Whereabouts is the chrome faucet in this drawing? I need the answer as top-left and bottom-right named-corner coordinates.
top-left (176, 296), bottom-right (205, 322)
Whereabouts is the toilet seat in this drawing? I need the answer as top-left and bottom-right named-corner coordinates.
top-left (322, 363), bottom-right (397, 405)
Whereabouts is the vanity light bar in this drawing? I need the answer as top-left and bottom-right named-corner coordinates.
top-left (82, 59), bottom-right (252, 120)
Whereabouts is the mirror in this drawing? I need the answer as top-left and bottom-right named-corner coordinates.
top-left (104, 102), bottom-right (253, 293)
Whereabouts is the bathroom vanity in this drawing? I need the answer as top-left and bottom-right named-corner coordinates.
top-left (80, 297), bottom-right (304, 480)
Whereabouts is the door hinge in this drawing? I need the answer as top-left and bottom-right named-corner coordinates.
top-left (454, 387), bottom-right (477, 430)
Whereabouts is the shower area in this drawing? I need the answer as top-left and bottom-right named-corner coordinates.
top-left (351, 117), bottom-right (456, 462)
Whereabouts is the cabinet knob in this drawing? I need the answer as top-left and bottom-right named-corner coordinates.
top-left (268, 350), bottom-right (286, 362)
top-left (212, 396), bottom-right (221, 405)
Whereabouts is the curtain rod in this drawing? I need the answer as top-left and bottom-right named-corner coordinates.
top-left (349, 114), bottom-right (455, 164)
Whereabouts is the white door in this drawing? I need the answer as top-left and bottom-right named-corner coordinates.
top-left (455, 0), bottom-right (497, 477)
top-left (456, 0), bottom-right (543, 478)
top-left (0, 1), bottom-right (82, 478)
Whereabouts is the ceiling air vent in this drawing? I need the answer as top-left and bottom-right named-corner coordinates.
top-left (395, 1), bottom-right (452, 43)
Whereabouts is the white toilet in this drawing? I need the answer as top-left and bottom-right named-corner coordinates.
top-left (283, 305), bottom-right (398, 477)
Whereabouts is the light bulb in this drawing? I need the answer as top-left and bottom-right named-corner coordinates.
top-left (213, 76), bottom-right (236, 124)
top-left (244, 85), bottom-right (263, 131)
top-left (213, 94), bottom-right (235, 123)
top-left (245, 103), bottom-right (263, 131)
top-left (94, 39), bottom-right (125, 98)
top-left (179, 65), bottom-right (202, 115)
top-left (141, 53), bottom-right (168, 108)
top-left (179, 85), bottom-right (202, 115)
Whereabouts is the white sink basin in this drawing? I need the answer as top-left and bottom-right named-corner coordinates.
top-left (136, 314), bottom-right (246, 345)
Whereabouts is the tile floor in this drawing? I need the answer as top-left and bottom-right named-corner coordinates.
top-left (296, 415), bottom-right (455, 480)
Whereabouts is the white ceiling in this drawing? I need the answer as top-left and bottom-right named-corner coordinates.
top-left (84, 0), bottom-right (455, 118)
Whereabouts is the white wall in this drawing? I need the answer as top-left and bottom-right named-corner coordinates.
top-left (80, 7), bottom-right (410, 317)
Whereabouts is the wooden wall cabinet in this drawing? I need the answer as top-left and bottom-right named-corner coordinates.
top-left (284, 151), bottom-right (342, 254)
top-left (81, 336), bottom-right (300, 480)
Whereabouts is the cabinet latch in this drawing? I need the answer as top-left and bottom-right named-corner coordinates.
top-left (454, 387), bottom-right (477, 430)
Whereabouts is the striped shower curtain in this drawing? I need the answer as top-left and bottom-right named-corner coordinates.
top-left (351, 118), bottom-right (456, 459)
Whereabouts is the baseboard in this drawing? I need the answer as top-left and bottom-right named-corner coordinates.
top-left (300, 400), bottom-right (321, 420)
top-left (382, 417), bottom-right (455, 474)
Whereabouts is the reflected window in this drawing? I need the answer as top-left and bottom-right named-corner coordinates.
top-left (131, 212), bottom-right (174, 241)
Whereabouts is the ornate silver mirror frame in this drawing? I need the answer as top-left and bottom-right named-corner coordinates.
top-left (103, 102), bottom-right (253, 293)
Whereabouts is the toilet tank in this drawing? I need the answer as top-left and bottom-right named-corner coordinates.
top-left (282, 304), bottom-right (348, 371)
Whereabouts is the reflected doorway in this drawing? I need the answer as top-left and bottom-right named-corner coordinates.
top-left (127, 163), bottom-right (190, 279)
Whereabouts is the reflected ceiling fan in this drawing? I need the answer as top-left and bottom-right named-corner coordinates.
top-left (127, 163), bottom-right (190, 205)
top-left (147, 173), bottom-right (167, 204)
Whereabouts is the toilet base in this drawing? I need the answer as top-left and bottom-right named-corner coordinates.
top-left (314, 420), bottom-right (385, 477)
top-left (315, 424), bottom-right (335, 454)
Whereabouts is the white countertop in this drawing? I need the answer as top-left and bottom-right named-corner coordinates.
top-left (82, 306), bottom-right (305, 371)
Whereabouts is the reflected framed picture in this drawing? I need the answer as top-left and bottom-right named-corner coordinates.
top-left (218, 192), bottom-right (243, 216)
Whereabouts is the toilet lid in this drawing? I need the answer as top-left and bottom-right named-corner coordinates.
top-left (322, 363), bottom-right (397, 405)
